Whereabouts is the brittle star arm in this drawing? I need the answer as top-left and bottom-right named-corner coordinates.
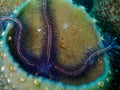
top-left (54, 45), bottom-right (112, 76)
top-left (0, 16), bottom-right (41, 66)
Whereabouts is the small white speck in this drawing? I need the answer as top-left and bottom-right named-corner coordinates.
top-left (8, 36), bottom-right (12, 40)
top-left (0, 66), bottom-right (5, 72)
top-left (106, 78), bottom-right (110, 82)
top-left (80, 6), bottom-right (85, 10)
top-left (0, 41), bottom-right (3, 45)
top-left (100, 36), bottom-right (104, 41)
top-left (1, 32), bottom-right (5, 36)
top-left (92, 18), bottom-right (97, 23)
top-left (7, 79), bottom-right (11, 83)
top-left (0, 53), bottom-right (6, 57)
top-left (37, 28), bottom-right (42, 32)
top-left (13, 9), bottom-right (18, 14)
top-left (4, 75), bottom-right (8, 78)
top-left (63, 23), bottom-right (69, 29)
top-left (7, 23), bottom-right (12, 27)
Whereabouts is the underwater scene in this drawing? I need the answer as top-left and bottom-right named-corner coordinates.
top-left (0, 0), bottom-right (120, 90)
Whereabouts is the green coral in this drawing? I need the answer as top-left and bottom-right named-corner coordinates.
top-left (90, 0), bottom-right (120, 34)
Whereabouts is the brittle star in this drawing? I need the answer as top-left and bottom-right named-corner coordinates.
top-left (0, 0), bottom-right (119, 80)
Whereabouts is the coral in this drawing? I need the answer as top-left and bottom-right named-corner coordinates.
top-left (90, 0), bottom-right (120, 34)
top-left (1, 0), bottom-right (119, 90)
